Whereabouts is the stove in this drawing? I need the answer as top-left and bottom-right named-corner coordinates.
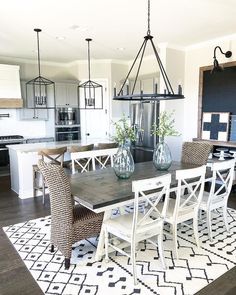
top-left (0, 135), bottom-right (25, 144)
top-left (0, 135), bottom-right (24, 173)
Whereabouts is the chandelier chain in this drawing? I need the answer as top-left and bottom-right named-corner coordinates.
top-left (87, 39), bottom-right (91, 80)
top-left (147, 0), bottom-right (151, 35)
top-left (36, 30), bottom-right (41, 77)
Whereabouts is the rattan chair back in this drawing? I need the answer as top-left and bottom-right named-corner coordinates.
top-left (181, 141), bottom-right (212, 165)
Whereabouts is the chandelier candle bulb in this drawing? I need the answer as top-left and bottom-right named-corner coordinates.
top-left (126, 80), bottom-right (129, 95)
top-left (140, 80), bottom-right (143, 92)
top-left (113, 83), bottom-right (117, 97)
top-left (178, 85), bottom-right (182, 95)
top-left (154, 80), bottom-right (158, 94)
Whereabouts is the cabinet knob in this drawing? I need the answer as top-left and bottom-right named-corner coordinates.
top-left (86, 133), bottom-right (90, 136)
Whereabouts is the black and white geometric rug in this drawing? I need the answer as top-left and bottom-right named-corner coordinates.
top-left (3, 208), bottom-right (236, 295)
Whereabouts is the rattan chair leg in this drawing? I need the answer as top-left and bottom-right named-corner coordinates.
top-left (50, 244), bottom-right (54, 253)
top-left (65, 258), bottom-right (70, 269)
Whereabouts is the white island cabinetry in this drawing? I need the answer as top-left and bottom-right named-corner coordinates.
top-left (8, 138), bottom-right (110, 199)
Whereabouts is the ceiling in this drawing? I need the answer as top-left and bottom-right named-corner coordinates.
top-left (1, 0), bottom-right (236, 63)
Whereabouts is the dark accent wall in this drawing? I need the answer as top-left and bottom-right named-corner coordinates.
top-left (202, 66), bottom-right (236, 114)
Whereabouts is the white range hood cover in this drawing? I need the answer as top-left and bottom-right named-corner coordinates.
top-left (0, 64), bottom-right (22, 108)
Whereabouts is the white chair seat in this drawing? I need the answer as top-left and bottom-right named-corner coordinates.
top-left (104, 213), bottom-right (163, 241)
top-left (156, 197), bottom-right (198, 224)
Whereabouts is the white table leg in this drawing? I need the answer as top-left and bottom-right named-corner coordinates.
top-left (95, 209), bottom-right (112, 261)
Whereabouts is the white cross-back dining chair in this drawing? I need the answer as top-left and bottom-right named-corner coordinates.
top-left (199, 159), bottom-right (235, 241)
top-left (70, 148), bottom-right (118, 174)
top-left (153, 165), bottom-right (206, 259)
top-left (103, 174), bottom-right (171, 285)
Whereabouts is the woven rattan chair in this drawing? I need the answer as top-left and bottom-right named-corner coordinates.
top-left (33, 146), bottom-right (67, 204)
top-left (38, 160), bottom-right (104, 269)
top-left (181, 141), bottom-right (213, 165)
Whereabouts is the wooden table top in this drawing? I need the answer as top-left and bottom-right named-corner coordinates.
top-left (70, 161), bottom-right (201, 212)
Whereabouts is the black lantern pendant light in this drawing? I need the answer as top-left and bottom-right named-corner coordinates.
top-left (26, 28), bottom-right (55, 109)
top-left (211, 46), bottom-right (232, 74)
top-left (113, 0), bottom-right (184, 101)
top-left (78, 38), bottom-right (103, 109)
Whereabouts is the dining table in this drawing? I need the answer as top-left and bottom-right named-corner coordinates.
top-left (70, 160), bottom-right (207, 260)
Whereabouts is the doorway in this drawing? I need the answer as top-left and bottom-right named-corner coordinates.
top-left (79, 79), bottom-right (110, 141)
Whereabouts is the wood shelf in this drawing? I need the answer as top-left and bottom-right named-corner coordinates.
top-left (193, 138), bottom-right (236, 148)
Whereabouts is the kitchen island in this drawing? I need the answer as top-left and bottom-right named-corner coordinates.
top-left (7, 138), bottom-right (111, 199)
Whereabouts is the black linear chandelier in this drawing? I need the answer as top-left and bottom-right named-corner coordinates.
top-left (26, 28), bottom-right (55, 109)
top-left (113, 0), bottom-right (184, 101)
top-left (78, 38), bottom-right (103, 109)
top-left (211, 46), bottom-right (232, 74)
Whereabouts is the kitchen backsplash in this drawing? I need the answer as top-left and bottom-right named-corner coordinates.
top-left (0, 109), bottom-right (52, 137)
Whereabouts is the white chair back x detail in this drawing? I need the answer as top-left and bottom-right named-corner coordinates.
top-left (174, 165), bottom-right (206, 222)
top-left (153, 165), bottom-right (206, 259)
top-left (104, 174), bottom-right (171, 285)
top-left (71, 148), bottom-right (118, 174)
top-left (200, 159), bottom-right (235, 240)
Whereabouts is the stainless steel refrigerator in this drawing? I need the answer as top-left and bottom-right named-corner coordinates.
top-left (130, 101), bottom-right (159, 163)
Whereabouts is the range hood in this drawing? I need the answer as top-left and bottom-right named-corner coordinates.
top-left (0, 64), bottom-right (23, 108)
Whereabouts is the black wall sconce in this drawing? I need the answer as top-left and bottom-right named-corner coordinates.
top-left (211, 46), bottom-right (232, 74)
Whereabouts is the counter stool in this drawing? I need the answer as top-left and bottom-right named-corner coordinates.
top-left (96, 142), bottom-right (118, 167)
top-left (97, 142), bottom-right (118, 149)
top-left (33, 146), bottom-right (67, 204)
top-left (64, 144), bottom-right (94, 173)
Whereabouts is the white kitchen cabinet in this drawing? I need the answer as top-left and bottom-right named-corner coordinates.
top-left (18, 108), bottom-right (49, 120)
top-left (55, 82), bottom-right (79, 107)
top-left (18, 81), bottom-right (49, 120)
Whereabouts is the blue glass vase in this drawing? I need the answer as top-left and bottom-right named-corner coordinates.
top-left (113, 143), bottom-right (134, 179)
top-left (153, 140), bottom-right (172, 170)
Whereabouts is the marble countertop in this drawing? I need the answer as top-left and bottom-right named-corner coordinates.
top-left (7, 138), bottom-right (111, 153)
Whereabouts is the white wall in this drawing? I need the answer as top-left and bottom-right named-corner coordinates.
top-left (111, 62), bottom-right (129, 119)
top-left (164, 47), bottom-right (185, 161)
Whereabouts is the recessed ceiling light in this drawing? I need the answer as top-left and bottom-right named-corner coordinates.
top-left (117, 47), bottom-right (125, 51)
top-left (70, 25), bottom-right (88, 32)
top-left (56, 36), bottom-right (66, 40)
top-left (70, 25), bottom-right (80, 30)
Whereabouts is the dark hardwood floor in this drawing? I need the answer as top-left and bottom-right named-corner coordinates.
top-left (0, 175), bottom-right (236, 295)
